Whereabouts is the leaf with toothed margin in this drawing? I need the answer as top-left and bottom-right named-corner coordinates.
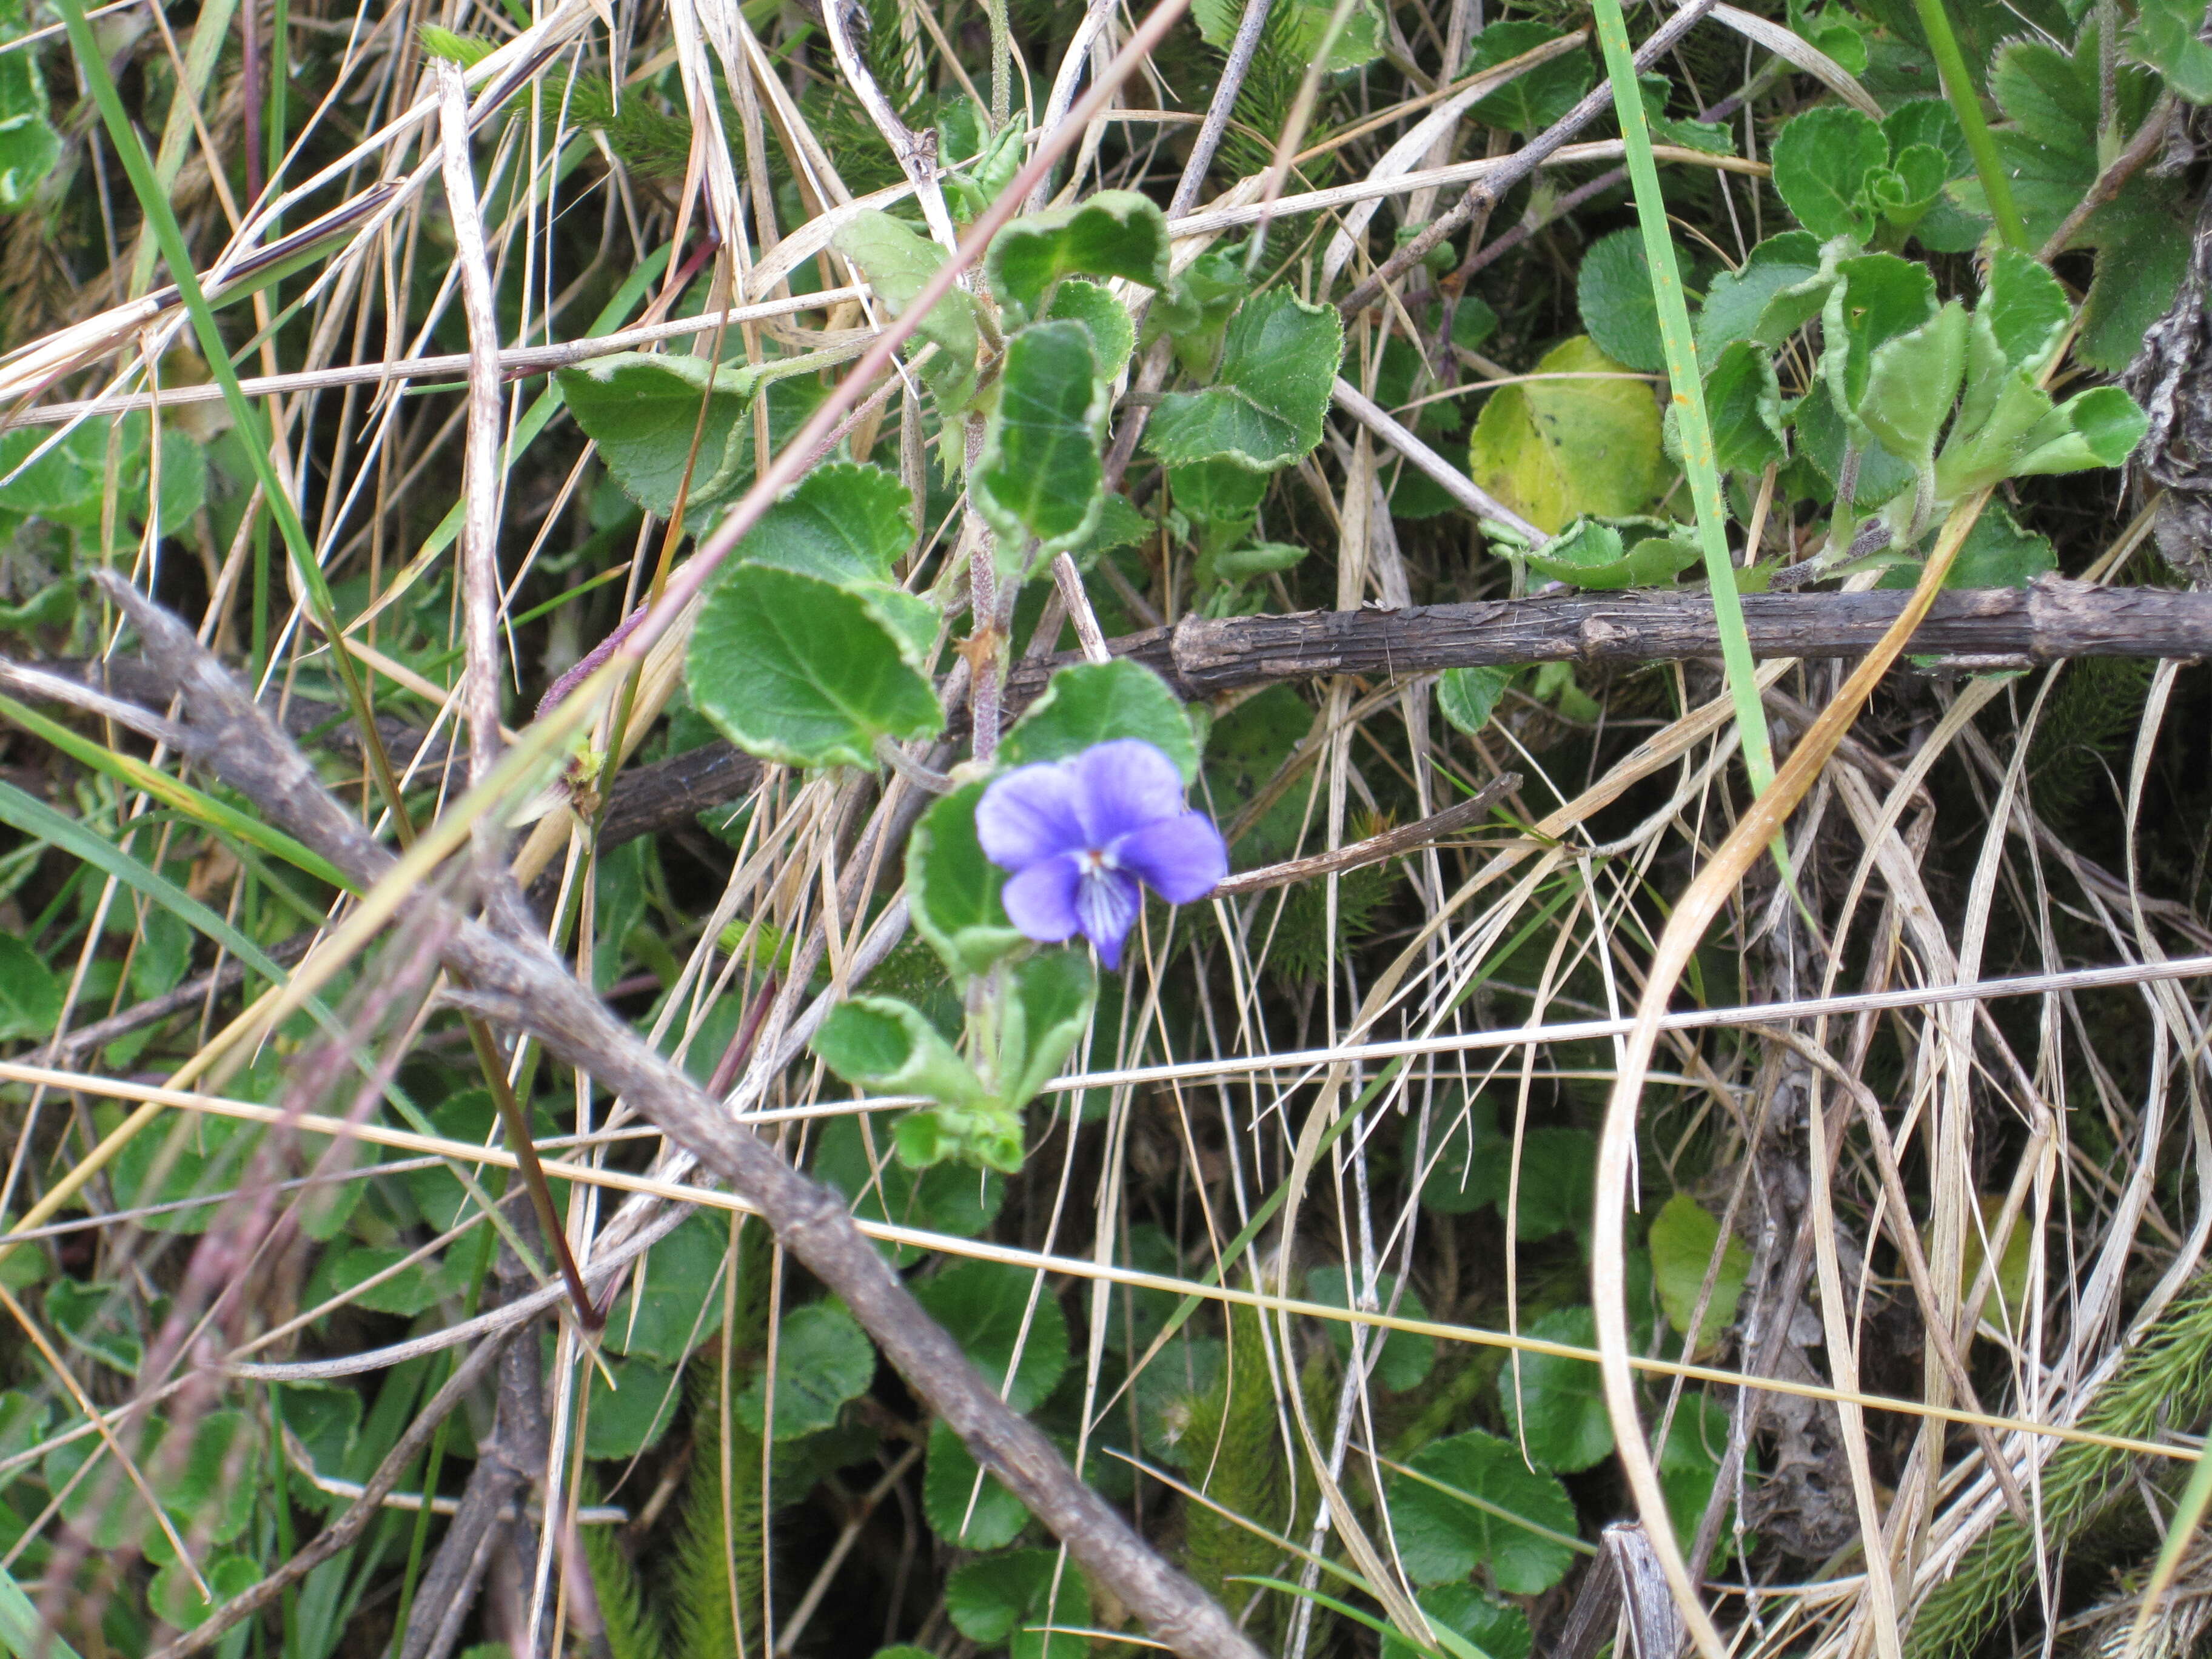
top-left (688, 565), bottom-right (942, 769)
top-left (974, 321), bottom-right (1108, 558)
top-left (1144, 290), bottom-right (1343, 474)
top-left (985, 190), bottom-right (1170, 324)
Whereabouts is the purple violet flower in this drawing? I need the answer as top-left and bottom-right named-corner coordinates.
top-left (975, 739), bottom-right (1228, 970)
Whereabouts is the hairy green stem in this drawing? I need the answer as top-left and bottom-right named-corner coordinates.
top-left (1586, 0), bottom-right (1775, 796)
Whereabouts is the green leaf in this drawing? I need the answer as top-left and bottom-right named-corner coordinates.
top-left (0, 47), bottom-right (59, 213)
top-left (2078, 200), bottom-right (2194, 371)
top-left (1436, 667), bottom-right (1517, 740)
top-left (1068, 492), bottom-right (1150, 568)
top-left (996, 950), bottom-right (1098, 1113)
top-left (1495, 1305), bottom-right (1612, 1473)
top-left (1170, 458), bottom-right (1270, 543)
top-left (1381, 1585), bottom-right (1532, 1659)
top-left (1770, 106), bottom-right (1888, 241)
top-left (304, 1242), bottom-right (439, 1318)
top-left (1576, 227), bottom-right (1666, 374)
top-left (688, 564), bottom-right (943, 769)
top-left (1418, 1096), bottom-right (1508, 1213)
top-left (0, 580), bottom-right (75, 632)
top-left (976, 321), bottom-right (1108, 556)
top-left (1883, 99), bottom-right (1983, 252)
top-left (1205, 540), bottom-right (1307, 583)
top-left (813, 996), bottom-right (990, 1108)
top-left (1512, 1125), bottom-right (1597, 1245)
top-left (46, 1279), bottom-right (142, 1373)
top-left (109, 1112), bottom-right (251, 1236)
top-left (1819, 253), bottom-right (1939, 433)
top-left (2124, 0), bottom-right (2212, 99)
top-left (1702, 341), bottom-right (1786, 475)
top-left (1858, 300), bottom-right (1968, 472)
top-left (1656, 1393), bottom-right (1748, 1555)
top-left (1387, 1427), bottom-right (1582, 1592)
top-left (1463, 21), bottom-right (1594, 133)
top-left (606, 1211), bottom-right (729, 1364)
top-left (45, 1409), bottom-right (256, 1552)
top-left (1148, 243), bottom-right (1254, 378)
top-left (0, 1555), bottom-right (83, 1659)
top-left (909, 783), bottom-right (1026, 980)
top-left (1042, 278), bottom-right (1136, 381)
top-left (1307, 1267), bottom-right (1434, 1391)
top-left (734, 1301), bottom-right (876, 1439)
top-left (911, 1260), bottom-right (1071, 1412)
top-left (812, 1113), bottom-right (1005, 1267)
top-left (1145, 289), bottom-right (1343, 473)
top-left (833, 210), bottom-right (980, 410)
top-left (1648, 1192), bottom-right (1752, 1349)
top-left (149, 1554), bottom-right (260, 1634)
top-left (986, 190), bottom-right (1170, 323)
top-left (1466, 337), bottom-right (1666, 534)
top-left (895, 1101), bottom-right (1028, 1175)
top-left (581, 1350), bottom-right (683, 1458)
top-left (945, 1549), bottom-right (1091, 1659)
top-left (1194, 0), bottom-right (1386, 69)
top-left (924, 1419), bottom-right (1032, 1549)
top-left (555, 351), bottom-right (785, 517)
top-left (0, 933), bottom-right (58, 1040)
top-left (1879, 502), bottom-right (2056, 588)
top-left (1974, 248), bottom-right (2073, 384)
top-left (738, 461), bottom-right (914, 588)
top-left (999, 658), bottom-right (1199, 782)
top-left (1518, 518), bottom-right (1700, 589)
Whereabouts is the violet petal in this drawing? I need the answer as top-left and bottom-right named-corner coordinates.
top-left (1001, 855), bottom-right (1085, 943)
top-left (1074, 865), bottom-right (1142, 969)
top-left (977, 763), bottom-right (1089, 871)
top-left (1113, 812), bottom-right (1229, 904)
top-left (1070, 739), bottom-right (1189, 846)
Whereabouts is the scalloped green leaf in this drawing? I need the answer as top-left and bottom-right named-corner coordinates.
top-left (1702, 340), bottom-right (1787, 475)
top-left (1043, 278), bottom-right (1136, 380)
top-left (1519, 518), bottom-right (1698, 589)
top-left (1386, 1427), bottom-right (1581, 1592)
top-left (1649, 1192), bottom-right (1752, 1349)
top-left (689, 564), bottom-right (942, 769)
top-left (1496, 1304), bottom-right (1612, 1473)
top-left (0, 47), bottom-right (60, 213)
top-left (813, 996), bottom-right (989, 1108)
top-left (738, 461), bottom-right (914, 588)
top-left (734, 1301), bottom-right (876, 1439)
top-left (1145, 289), bottom-right (1342, 473)
top-left (987, 190), bottom-right (1170, 323)
top-left (1577, 227), bottom-right (1665, 374)
top-left (912, 1260), bottom-right (1071, 1412)
top-left (1381, 1586), bottom-right (1532, 1659)
top-left (2127, 0), bottom-right (2212, 102)
top-left (813, 1112), bottom-right (1005, 1268)
top-left (0, 932), bottom-right (58, 1040)
top-left (999, 657), bottom-right (1199, 782)
top-left (1696, 232), bottom-right (1823, 359)
top-left (1307, 1267), bottom-right (1434, 1391)
top-left (945, 1549), bottom-right (1090, 1659)
top-left (996, 950), bottom-right (1097, 1113)
top-left (833, 210), bottom-right (980, 409)
top-left (976, 320), bottom-right (1107, 557)
top-left (1771, 106), bottom-right (1888, 242)
top-left (924, 1419), bottom-right (1033, 1549)
top-left (909, 782), bottom-right (1025, 981)
top-left (1463, 20), bottom-right (1594, 132)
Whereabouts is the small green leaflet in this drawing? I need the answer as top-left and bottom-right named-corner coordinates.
top-left (986, 190), bottom-right (1170, 323)
top-left (1576, 227), bottom-right (1665, 374)
top-left (1145, 289), bottom-right (1343, 473)
top-left (833, 210), bottom-right (980, 409)
top-left (908, 783), bottom-right (1027, 982)
top-left (0, 43), bottom-right (60, 213)
top-left (2125, 0), bottom-right (2212, 102)
top-left (1461, 19), bottom-right (1594, 133)
top-left (737, 461), bottom-right (914, 587)
top-left (734, 1301), bottom-right (876, 1439)
top-left (975, 321), bottom-right (1108, 557)
top-left (911, 1259), bottom-right (1071, 1413)
top-left (998, 658), bottom-right (1199, 782)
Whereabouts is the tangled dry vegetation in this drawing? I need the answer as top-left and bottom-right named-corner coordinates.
top-left (2, 0), bottom-right (2212, 1654)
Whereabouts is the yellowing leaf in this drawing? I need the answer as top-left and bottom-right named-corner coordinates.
top-left (1466, 337), bottom-right (1666, 534)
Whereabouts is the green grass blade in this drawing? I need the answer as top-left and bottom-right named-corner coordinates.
top-left (1911, 0), bottom-right (2027, 250)
top-left (1587, 0), bottom-right (1775, 797)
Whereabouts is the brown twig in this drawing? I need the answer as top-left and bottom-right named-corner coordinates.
top-left (1212, 772), bottom-right (1517, 895)
top-left (2039, 92), bottom-right (2176, 264)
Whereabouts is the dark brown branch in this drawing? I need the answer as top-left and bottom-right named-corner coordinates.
top-left (1212, 773), bottom-right (1518, 895)
top-left (1011, 576), bottom-right (2212, 706)
top-left (93, 573), bottom-right (1262, 1659)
